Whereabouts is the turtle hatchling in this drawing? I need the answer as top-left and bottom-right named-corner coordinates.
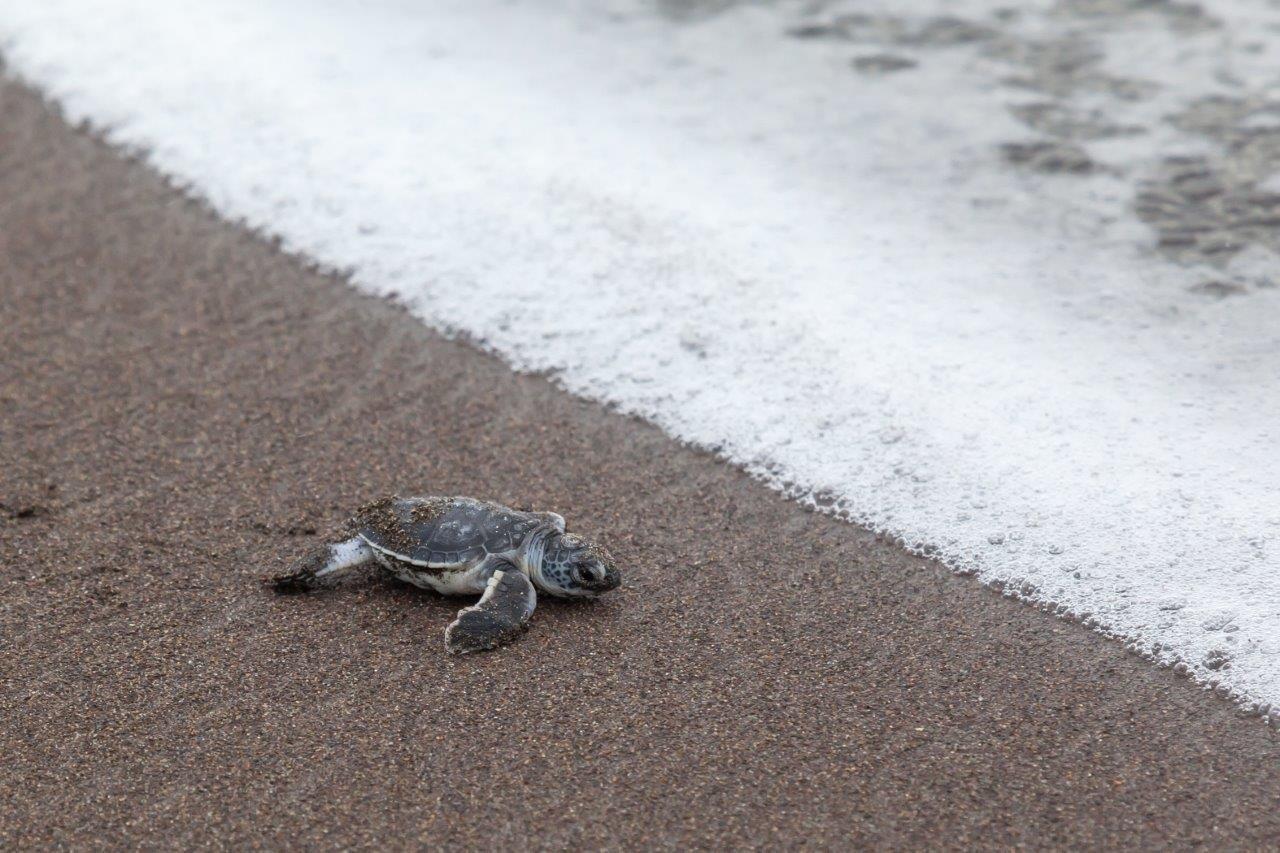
top-left (269, 496), bottom-right (621, 654)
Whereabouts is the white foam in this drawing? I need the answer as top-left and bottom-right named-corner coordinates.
top-left (3, 0), bottom-right (1279, 711)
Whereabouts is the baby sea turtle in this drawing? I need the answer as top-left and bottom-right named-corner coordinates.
top-left (269, 496), bottom-right (620, 654)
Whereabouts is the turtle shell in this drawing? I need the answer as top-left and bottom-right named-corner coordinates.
top-left (352, 496), bottom-right (542, 568)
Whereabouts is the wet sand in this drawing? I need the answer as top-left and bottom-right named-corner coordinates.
top-left (2, 79), bottom-right (1278, 848)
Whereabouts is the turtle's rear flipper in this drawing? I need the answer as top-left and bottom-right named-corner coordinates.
top-left (445, 563), bottom-right (537, 654)
top-left (268, 536), bottom-right (375, 593)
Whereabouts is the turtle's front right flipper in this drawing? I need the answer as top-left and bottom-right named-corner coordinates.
top-left (268, 536), bottom-right (375, 593)
top-left (445, 562), bottom-right (537, 654)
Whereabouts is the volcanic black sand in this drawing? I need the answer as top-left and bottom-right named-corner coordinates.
top-left (2, 79), bottom-right (1278, 849)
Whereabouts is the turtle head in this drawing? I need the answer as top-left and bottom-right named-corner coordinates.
top-left (535, 532), bottom-right (620, 598)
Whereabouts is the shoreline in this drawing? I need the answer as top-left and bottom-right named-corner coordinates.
top-left (3, 79), bottom-right (1280, 847)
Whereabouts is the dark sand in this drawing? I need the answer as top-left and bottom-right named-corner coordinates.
top-left (2, 79), bottom-right (1278, 849)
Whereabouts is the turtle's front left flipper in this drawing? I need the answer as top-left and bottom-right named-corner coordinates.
top-left (445, 561), bottom-right (537, 654)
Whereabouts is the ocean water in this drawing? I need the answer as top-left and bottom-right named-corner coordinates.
top-left (3, 0), bottom-right (1279, 712)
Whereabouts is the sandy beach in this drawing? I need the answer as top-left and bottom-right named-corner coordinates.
top-left (3, 79), bottom-right (1280, 848)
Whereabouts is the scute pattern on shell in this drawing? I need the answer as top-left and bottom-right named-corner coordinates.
top-left (353, 496), bottom-right (541, 567)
